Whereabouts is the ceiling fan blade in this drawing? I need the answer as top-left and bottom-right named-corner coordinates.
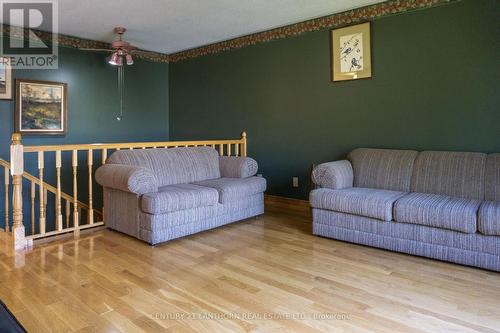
top-left (79, 48), bottom-right (114, 53)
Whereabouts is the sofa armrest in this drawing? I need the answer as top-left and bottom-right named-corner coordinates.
top-left (95, 164), bottom-right (158, 195)
top-left (312, 160), bottom-right (353, 189)
top-left (219, 156), bottom-right (258, 178)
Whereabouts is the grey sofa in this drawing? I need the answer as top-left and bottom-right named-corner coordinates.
top-left (310, 148), bottom-right (500, 271)
top-left (95, 147), bottom-right (266, 245)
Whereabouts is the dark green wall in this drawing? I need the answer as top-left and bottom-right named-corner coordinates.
top-left (0, 45), bottom-right (169, 229)
top-left (169, 0), bottom-right (500, 200)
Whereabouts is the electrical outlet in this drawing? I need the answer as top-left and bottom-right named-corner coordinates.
top-left (292, 177), bottom-right (299, 188)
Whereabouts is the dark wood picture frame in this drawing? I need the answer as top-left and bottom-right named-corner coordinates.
top-left (15, 79), bottom-right (68, 135)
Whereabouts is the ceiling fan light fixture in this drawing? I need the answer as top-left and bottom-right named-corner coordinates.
top-left (125, 54), bottom-right (134, 65)
top-left (108, 52), bottom-right (119, 65)
top-left (116, 55), bottom-right (124, 66)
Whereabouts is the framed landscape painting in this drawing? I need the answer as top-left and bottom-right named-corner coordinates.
top-left (331, 22), bottom-right (372, 82)
top-left (0, 57), bottom-right (12, 99)
top-left (15, 79), bottom-right (67, 135)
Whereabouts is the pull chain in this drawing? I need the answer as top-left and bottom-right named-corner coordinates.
top-left (117, 65), bottom-right (124, 121)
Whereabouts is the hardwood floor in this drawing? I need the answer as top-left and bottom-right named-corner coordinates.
top-left (1, 206), bottom-right (499, 333)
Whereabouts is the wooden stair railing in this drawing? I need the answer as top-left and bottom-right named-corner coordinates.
top-left (2, 131), bottom-right (247, 250)
top-left (0, 158), bottom-right (104, 240)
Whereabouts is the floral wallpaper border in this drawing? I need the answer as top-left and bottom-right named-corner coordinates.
top-left (1, 0), bottom-right (456, 64)
top-left (169, 0), bottom-right (457, 63)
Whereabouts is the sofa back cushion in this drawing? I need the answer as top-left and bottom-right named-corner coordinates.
top-left (485, 154), bottom-right (500, 201)
top-left (107, 147), bottom-right (220, 187)
top-left (411, 151), bottom-right (486, 200)
top-left (348, 148), bottom-right (418, 192)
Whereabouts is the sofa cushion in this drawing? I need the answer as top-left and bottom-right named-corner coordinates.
top-left (193, 177), bottom-right (267, 204)
top-left (411, 151), bottom-right (486, 200)
top-left (141, 184), bottom-right (219, 214)
top-left (485, 154), bottom-right (500, 202)
top-left (478, 201), bottom-right (500, 236)
top-left (348, 148), bottom-right (418, 192)
top-left (107, 147), bottom-right (221, 187)
top-left (394, 193), bottom-right (481, 233)
top-left (309, 187), bottom-right (407, 221)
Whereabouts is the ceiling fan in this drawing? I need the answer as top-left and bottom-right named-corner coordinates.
top-left (80, 27), bottom-right (149, 121)
top-left (79, 27), bottom-right (148, 66)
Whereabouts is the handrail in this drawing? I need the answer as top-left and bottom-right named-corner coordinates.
top-left (23, 138), bottom-right (246, 153)
top-left (0, 158), bottom-right (101, 217)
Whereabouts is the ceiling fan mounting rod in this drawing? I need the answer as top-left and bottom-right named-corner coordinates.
top-left (114, 27), bottom-right (126, 36)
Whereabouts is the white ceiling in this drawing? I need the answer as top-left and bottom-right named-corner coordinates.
top-left (57, 0), bottom-right (385, 54)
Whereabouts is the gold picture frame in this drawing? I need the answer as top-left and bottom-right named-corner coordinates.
top-left (0, 57), bottom-right (13, 99)
top-left (331, 22), bottom-right (372, 82)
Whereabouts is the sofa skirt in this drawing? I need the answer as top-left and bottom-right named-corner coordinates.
top-left (139, 193), bottom-right (264, 245)
top-left (312, 209), bottom-right (500, 272)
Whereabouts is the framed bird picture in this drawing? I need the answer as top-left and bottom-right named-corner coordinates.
top-left (331, 22), bottom-right (372, 82)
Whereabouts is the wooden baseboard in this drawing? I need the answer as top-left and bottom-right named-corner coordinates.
top-left (264, 194), bottom-right (311, 216)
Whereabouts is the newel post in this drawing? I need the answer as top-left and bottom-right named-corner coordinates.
top-left (10, 133), bottom-right (27, 250)
top-left (241, 131), bottom-right (247, 157)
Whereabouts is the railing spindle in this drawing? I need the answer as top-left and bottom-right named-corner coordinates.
top-left (101, 148), bottom-right (107, 220)
top-left (30, 181), bottom-right (35, 235)
top-left (227, 144), bottom-right (231, 156)
top-left (88, 149), bottom-right (94, 224)
top-left (219, 144), bottom-right (223, 156)
top-left (242, 131), bottom-right (247, 157)
top-left (38, 151), bottom-right (46, 235)
top-left (72, 150), bottom-right (79, 237)
top-left (102, 148), bottom-right (107, 165)
top-left (4, 167), bottom-right (9, 233)
top-left (55, 151), bottom-right (63, 231)
top-left (65, 199), bottom-right (70, 228)
top-left (235, 143), bottom-right (239, 157)
top-left (44, 188), bottom-right (48, 231)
